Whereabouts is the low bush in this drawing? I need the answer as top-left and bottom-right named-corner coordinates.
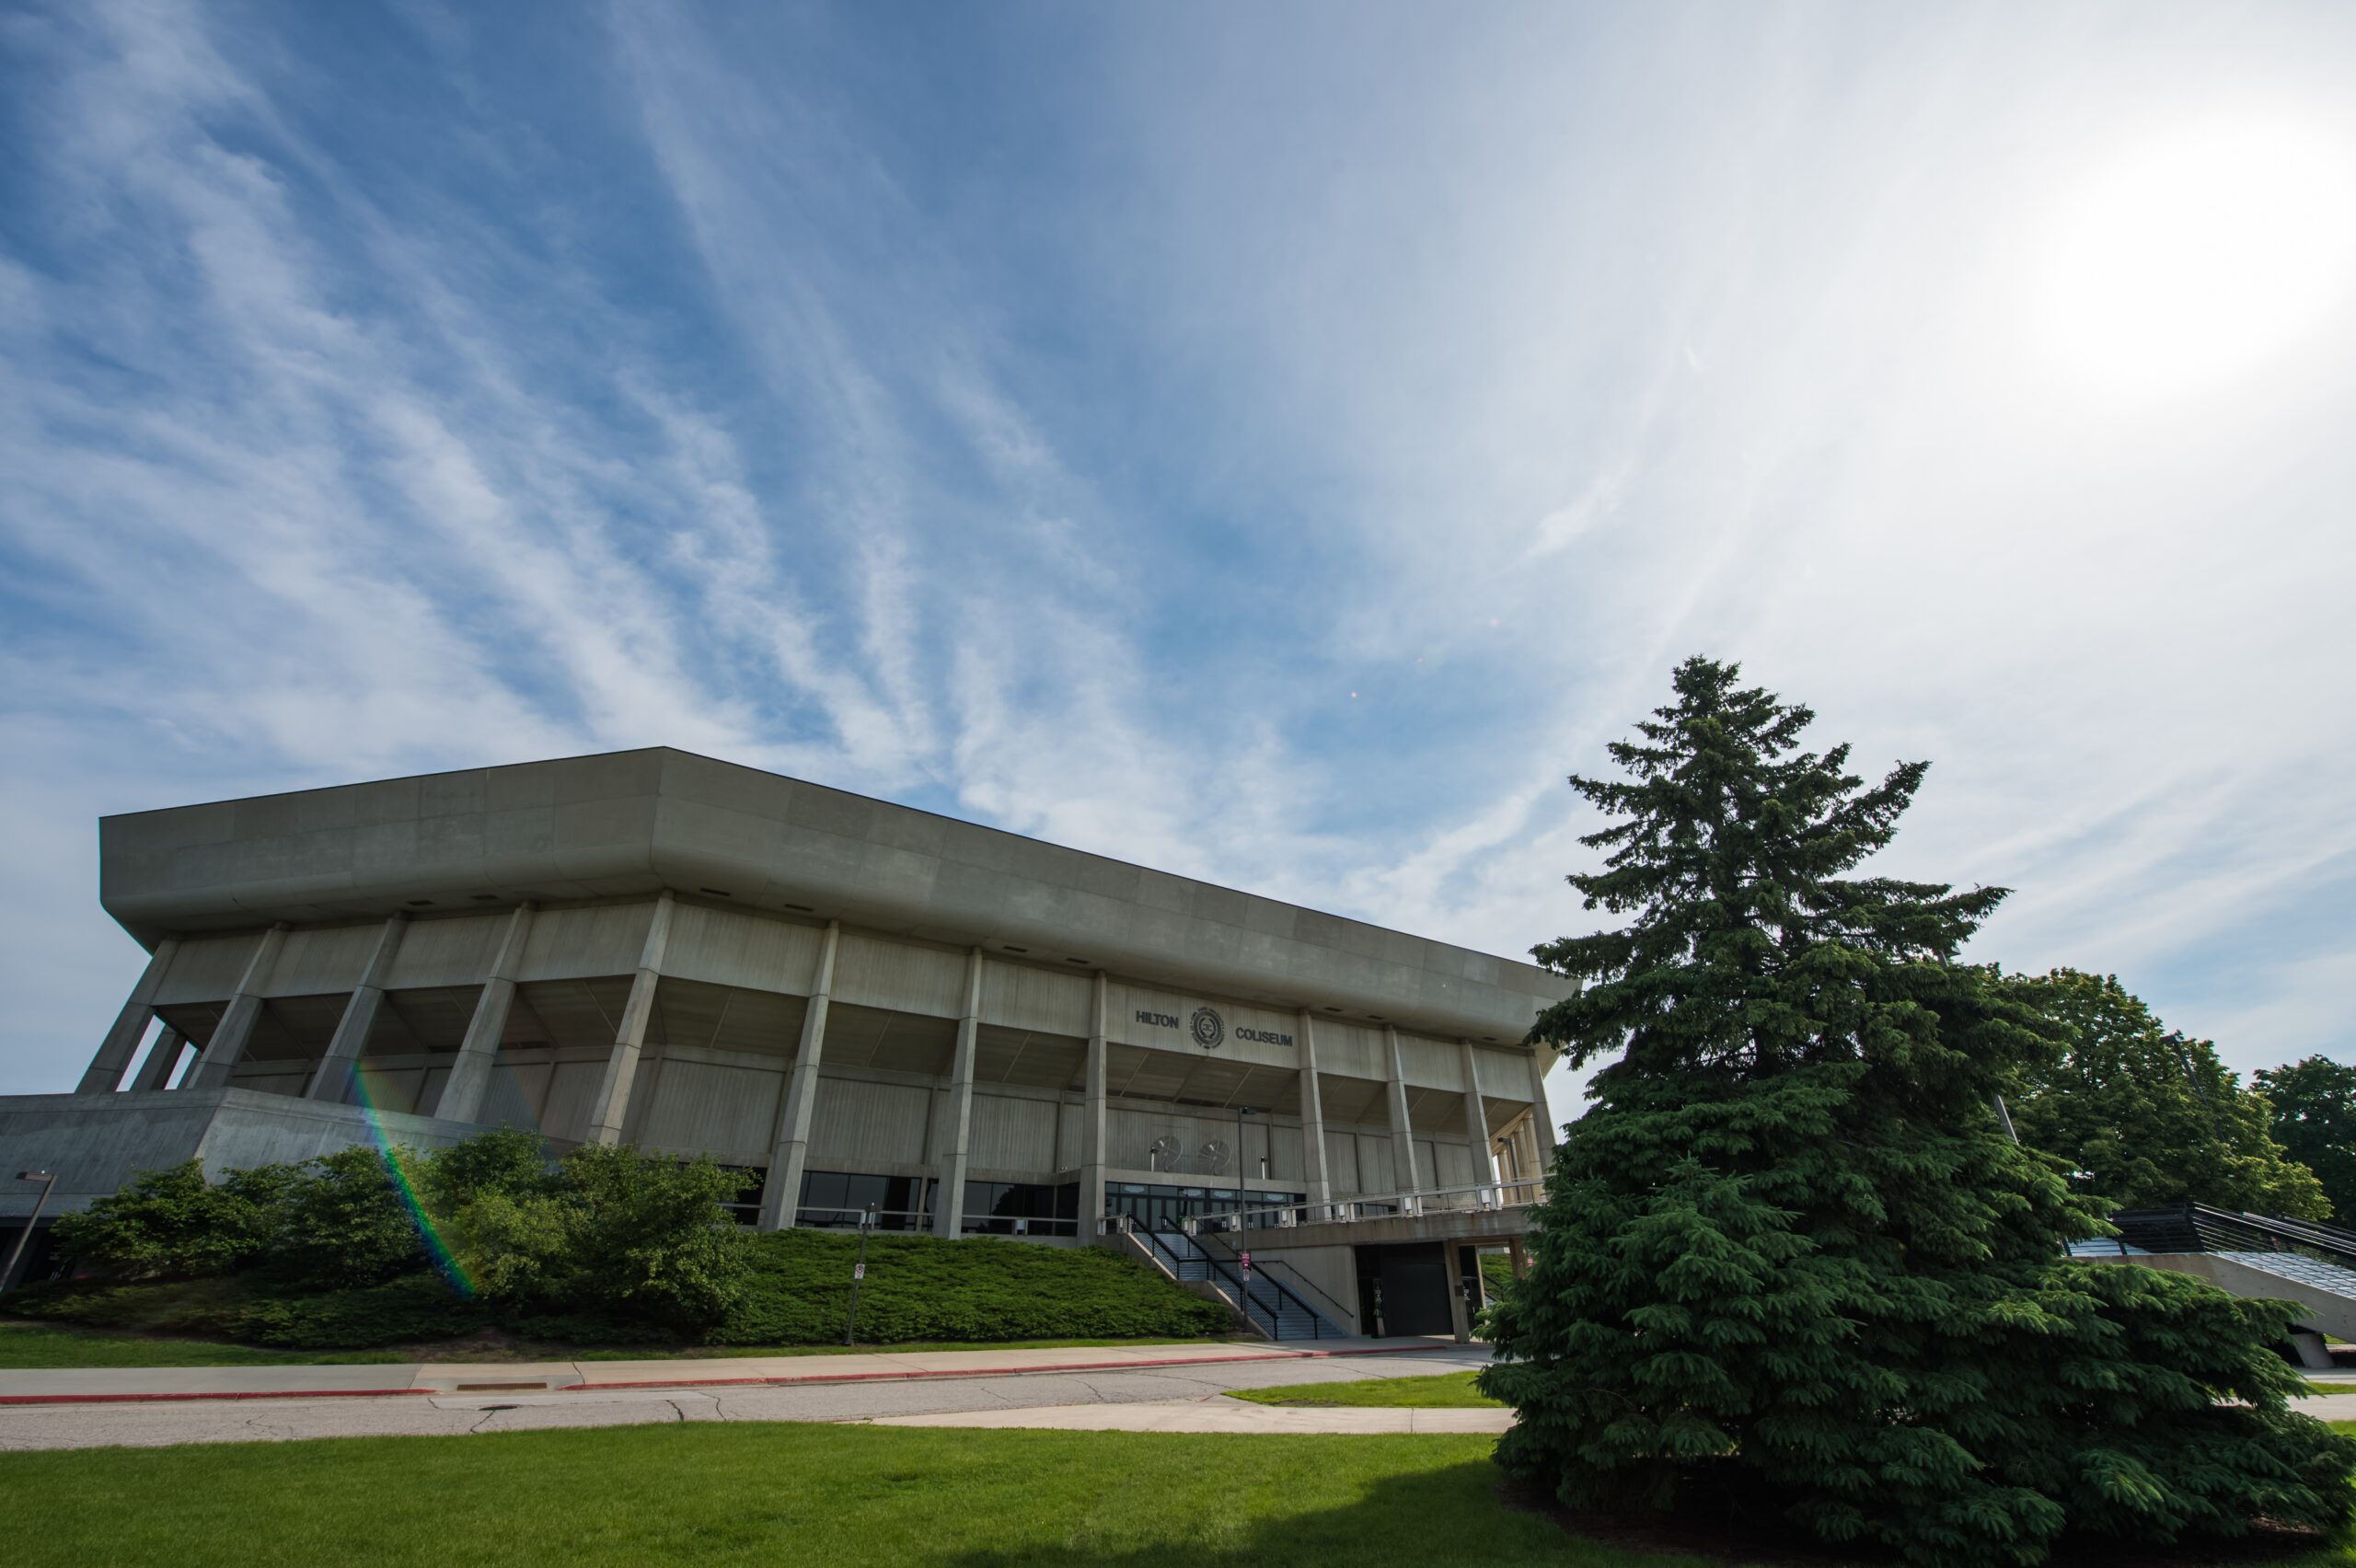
top-left (714, 1231), bottom-right (1233, 1345)
top-left (23, 1134), bottom-right (1225, 1351)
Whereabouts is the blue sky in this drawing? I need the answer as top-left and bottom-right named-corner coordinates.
top-left (4, 1), bottom-right (2353, 1122)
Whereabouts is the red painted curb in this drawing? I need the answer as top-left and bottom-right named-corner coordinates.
top-left (0, 1342), bottom-right (1462, 1407)
top-left (0, 1388), bottom-right (431, 1407)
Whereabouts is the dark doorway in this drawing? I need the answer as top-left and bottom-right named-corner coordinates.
top-left (1352, 1241), bottom-right (1452, 1336)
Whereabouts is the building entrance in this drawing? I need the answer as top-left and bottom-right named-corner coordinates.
top-left (1352, 1241), bottom-right (1453, 1336)
top-left (1105, 1182), bottom-right (1304, 1232)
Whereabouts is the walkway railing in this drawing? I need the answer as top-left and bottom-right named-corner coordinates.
top-left (1177, 1176), bottom-right (1547, 1238)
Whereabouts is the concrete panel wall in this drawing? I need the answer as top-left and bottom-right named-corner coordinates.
top-left (833, 933), bottom-right (967, 1019)
top-left (518, 903), bottom-right (655, 984)
top-left (1314, 1020), bottom-right (1384, 1080)
top-left (539, 1059), bottom-right (609, 1144)
top-left (227, 1059), bottom-right (309, 1099)
top-left (383, 914), bottom-right (507, 989)
top-left (636, 1050), bottom-right (787, 1159)
top-left (1396, 1032), bottom-right (1463, 1091)
top-left (969, 1090), bottom-right (1059, 1174)
top-left (661, 904), bottom-right (825, 997)
top-left (261, 923), bottom-right (381, 997)
top-left (981, 963), bottom-right (1092, 1037)
top-left (807, 1077), bottom-right (932, 1169)
top-left (1323, 1131), bottom-right (1360, 1194)
top-left (155, 935), bottom-right (262, 1005)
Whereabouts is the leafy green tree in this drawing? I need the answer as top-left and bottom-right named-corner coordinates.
top-left (2008, 971), bottom-right (2328, 1219)
top-left (1480, 656), bottom-right (2353, 1567)
top-left (270, 1144), bottom-right (432, 1286)
top-left (2253, 1055), bottom-right (2356, 1224)
top-left (557, 1144), bottom-right (750, 1328)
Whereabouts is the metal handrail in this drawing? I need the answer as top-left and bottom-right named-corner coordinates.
top-left (1189, 1176), bottom-right (1547, 1236)
top-left (1194, 1228), bottom-right (1351, 1326)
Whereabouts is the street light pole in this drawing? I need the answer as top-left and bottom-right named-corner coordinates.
top-left (844, 1204), bottom-right (877, 1345)
top-left (2, 1170), bottom-right (58, 1293)
top-left (1234, 1106), bottom-right (1258, 1230)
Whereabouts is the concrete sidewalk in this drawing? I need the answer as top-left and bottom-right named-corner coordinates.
top-left (0, 1336), bottom-right (1461, 1405)
top-left (872, 1398), bottom-right (1514, 1435)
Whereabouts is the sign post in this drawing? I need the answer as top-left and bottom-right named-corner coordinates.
top-left (844, 1204), bottom-right (877, 1345)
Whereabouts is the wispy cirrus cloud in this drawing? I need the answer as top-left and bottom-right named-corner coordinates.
top-left (3, 0), bottom-right (2352, 1124)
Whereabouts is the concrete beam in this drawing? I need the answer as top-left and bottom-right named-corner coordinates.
top-left (1460, 1039), bottom-right (1500, 1201)
top-left (1079, 972), bottom-right (1109, 1233)
top-left (76, 939), bottom-right (180, 1094)
top-left (128, 1027), bottom-right (189, 1093)
top-left (583, 894), bottom-right (676, 1147)
top-left (305, 915), bottom-right (408, 1104)
top-left (759, 921), bottom-right (840, 1229)
top-left (931, 949), bottom-right (984, 1238)
top-left (1297, 1009), bottom-right (1331, 1207)
top-left (184, 927), bottom-right (288, 1091)
top-left (431, 903), bottom-right (536, 1124)
top-left (1383, 1025), bottom-right (1420, 1193)
top-left (1525, 1043), bottom-right (1557, 1175)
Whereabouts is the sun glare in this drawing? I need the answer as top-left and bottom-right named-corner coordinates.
top-left (2040, 116), bottom-right (2356, 400)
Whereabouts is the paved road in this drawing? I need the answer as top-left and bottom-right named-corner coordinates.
top-left (0, 1345), bottom-right (1495, 1452)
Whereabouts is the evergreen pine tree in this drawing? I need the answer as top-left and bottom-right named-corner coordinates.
top-left (1481, 657), bottom-right (2354, 1567)
top-left (2009, 971), bottom-right (2329, 1219)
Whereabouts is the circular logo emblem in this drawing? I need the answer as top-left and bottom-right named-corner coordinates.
top-left (1189, 1006), bottom-right (1225, 1051)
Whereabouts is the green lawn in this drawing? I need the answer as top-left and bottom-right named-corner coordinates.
top-left (0, 1323), bottom-right (406, 1368)
top-left (0, 1424), bottom-right (1704, 1568)
top-left (1228, 1370), bottom-right (1504, 1409)
top-left (2, 1422), bottom-right (2349, 1566)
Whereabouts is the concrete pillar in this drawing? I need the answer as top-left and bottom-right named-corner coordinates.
top-left (432, 903), bottom-right (537, 1124)
top-left (1297, 1009), bottom-right (1332, 1210)
top-left (129, 1027), bottom-right (188, 1093)
top-left (76, 938), bottom-right (181, 1094)
top-left (1383, 1025), bottom-right (1420, 1196)
top-left (1460, 1039), bottom-right (1501, 1203)
top-left (305, 916), bottom-right (408, 1103)
top-left (184, 926), bottom-right (288, 1091)
top-left (1525, 1043), bottom-right (1558, 1176)
top-left (758, 921), bottom-right (841, 1229)
top-left (1079, 972), bottom-right (1109, 1235)
top-left (1447, 1243), bottom-right (1473, 1343)
top-left (931, 949), bottom-right (985, 1239)
top-left (583, 893), bottom-right (676, 1147)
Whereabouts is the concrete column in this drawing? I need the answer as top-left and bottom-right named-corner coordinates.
top-left (76, 938), bottom-right (181, 1094)
top-left (1447, 1243), bottom-right (1473, 1343)
top-left (583, 893), bottom-right (676, 1146)
top-left (184, 926), bottom-right (288, 1091)
top-left (758, 921), bottom-right (841, 1229)
top-left (129, 1028), bottom-right (189, 1093)
top-left (1525, 1043), bottom-right (1558, 1176)
top-left (931, 949), bottom-right (985, 1239)
top-left (1460, 1039), bottom-right (1501, 1203)
top-left (1297, 1009), bottom-right (1332, 1209)
top-left (304, 916), bottom-right (408, 1103)
top-left (431, 903), bottom-right (537, 1124)
top-left (1079, 972), bottom-right (1109, 1234)
top-left (1383, 1025), bottom-right (1420, 1195)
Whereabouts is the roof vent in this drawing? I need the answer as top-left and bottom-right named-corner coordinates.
top-left (1003, 945), bottom-right (1030, 954)
top-left (1065, 957), bottom-right (1090, 965)
top-left (784, 903), bottom-right (814, 913)
top-left (699, 887), bottom-right (733, 898)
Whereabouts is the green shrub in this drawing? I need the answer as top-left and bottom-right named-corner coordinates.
top-left (556, 1146), bottom-right (750, 1329)
top-left (714, 1232), bottom-right (1231, 1346)
top-left (237, 1273), bottom-right (491, 1349)
top-left (49, 1162), bottom-right (277, 1281)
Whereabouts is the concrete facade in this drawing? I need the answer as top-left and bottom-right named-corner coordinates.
top-left (6, 748), bottom-right (1571, 1265)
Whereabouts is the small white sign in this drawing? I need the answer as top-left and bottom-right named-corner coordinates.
top-left (852, 1262), bottom-right (865, 1281)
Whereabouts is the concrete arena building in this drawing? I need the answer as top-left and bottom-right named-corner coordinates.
top-left (1, 748), bottom-right (1571, 1336)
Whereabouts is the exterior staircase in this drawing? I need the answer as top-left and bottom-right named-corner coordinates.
top-left (1132, 1228), bottom-right (1335, 1341)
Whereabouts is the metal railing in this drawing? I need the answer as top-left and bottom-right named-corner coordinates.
top-left (2108, 1205), bottom-right (2356, 1271)
top-left (1180, 1176), bottom-right (1547, 1237)
top-left (1193, 1228), bottom-right (1354, 1327)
